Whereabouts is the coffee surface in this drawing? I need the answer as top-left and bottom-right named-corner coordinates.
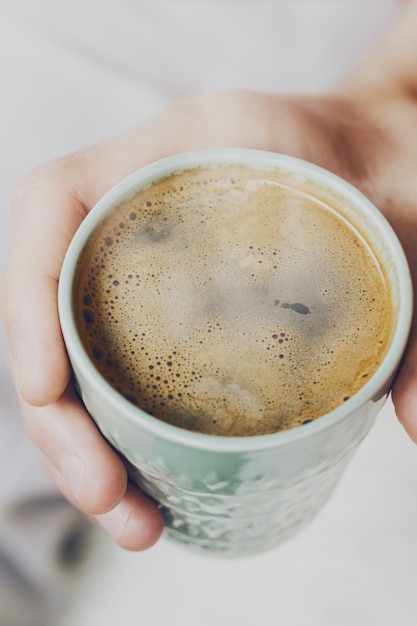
top-left (74, 164), bottom-right (393, 436)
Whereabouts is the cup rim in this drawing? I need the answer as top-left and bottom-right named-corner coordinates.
top-left (58, 148), bottom-right (413, 452)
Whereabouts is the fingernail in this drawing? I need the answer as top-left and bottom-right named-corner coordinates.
top-left (61, 454), bottom-right (86, 502)
top-left (96, 500), bottom-right (132, 543)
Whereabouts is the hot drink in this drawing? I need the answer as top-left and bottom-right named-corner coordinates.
top-left (73, 163), bottom-right (394, 436)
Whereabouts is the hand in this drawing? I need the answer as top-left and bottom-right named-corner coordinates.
top-left (1, 83), bottom-right (417, 549)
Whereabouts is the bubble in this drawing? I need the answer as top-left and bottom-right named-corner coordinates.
top-left (83, 309), bottom-right (95, 324)
top-left (92, 347), bottom-right (103, 360)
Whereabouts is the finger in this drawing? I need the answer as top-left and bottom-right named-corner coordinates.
top-left (391, 320), bottom-right (417, 443)
top-left (1, 169), bottom-right (89, 406)
top-left (20, 382), bottom-right (128, 514)
top-left (92, 482), bottom-right (164, 551)
top-left (41, 455), bottom-right (164, 551)
top-left (382, 202), bottom-right (417, 443)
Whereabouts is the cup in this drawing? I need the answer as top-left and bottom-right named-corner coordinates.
top-left (58, 149), bottom-right (412, 556)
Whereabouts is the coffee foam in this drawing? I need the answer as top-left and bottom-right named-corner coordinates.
top-left (74, 164), bottom-right (393, 436)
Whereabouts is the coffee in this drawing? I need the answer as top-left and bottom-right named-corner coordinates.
top-left (73, 163), bottom-right (394, 437)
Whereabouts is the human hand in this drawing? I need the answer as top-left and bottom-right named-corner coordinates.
top-left (2, 78), bottom-right (417, 549)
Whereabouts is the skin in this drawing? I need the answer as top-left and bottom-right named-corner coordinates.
top-left (2, 1), bottom-right (417, 551)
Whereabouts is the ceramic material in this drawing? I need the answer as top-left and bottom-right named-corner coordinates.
top-left (58, 149), bottom-right (412, 557)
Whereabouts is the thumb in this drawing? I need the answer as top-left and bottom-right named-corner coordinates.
top-left (1, 170), bottom-right (87, 406)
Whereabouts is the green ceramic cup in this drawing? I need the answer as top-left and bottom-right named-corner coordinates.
top-left (58, 149), bottom-right (412, 556)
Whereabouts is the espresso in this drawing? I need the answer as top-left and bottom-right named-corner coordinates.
top-left (73, 163), bottom-right (394, 436)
